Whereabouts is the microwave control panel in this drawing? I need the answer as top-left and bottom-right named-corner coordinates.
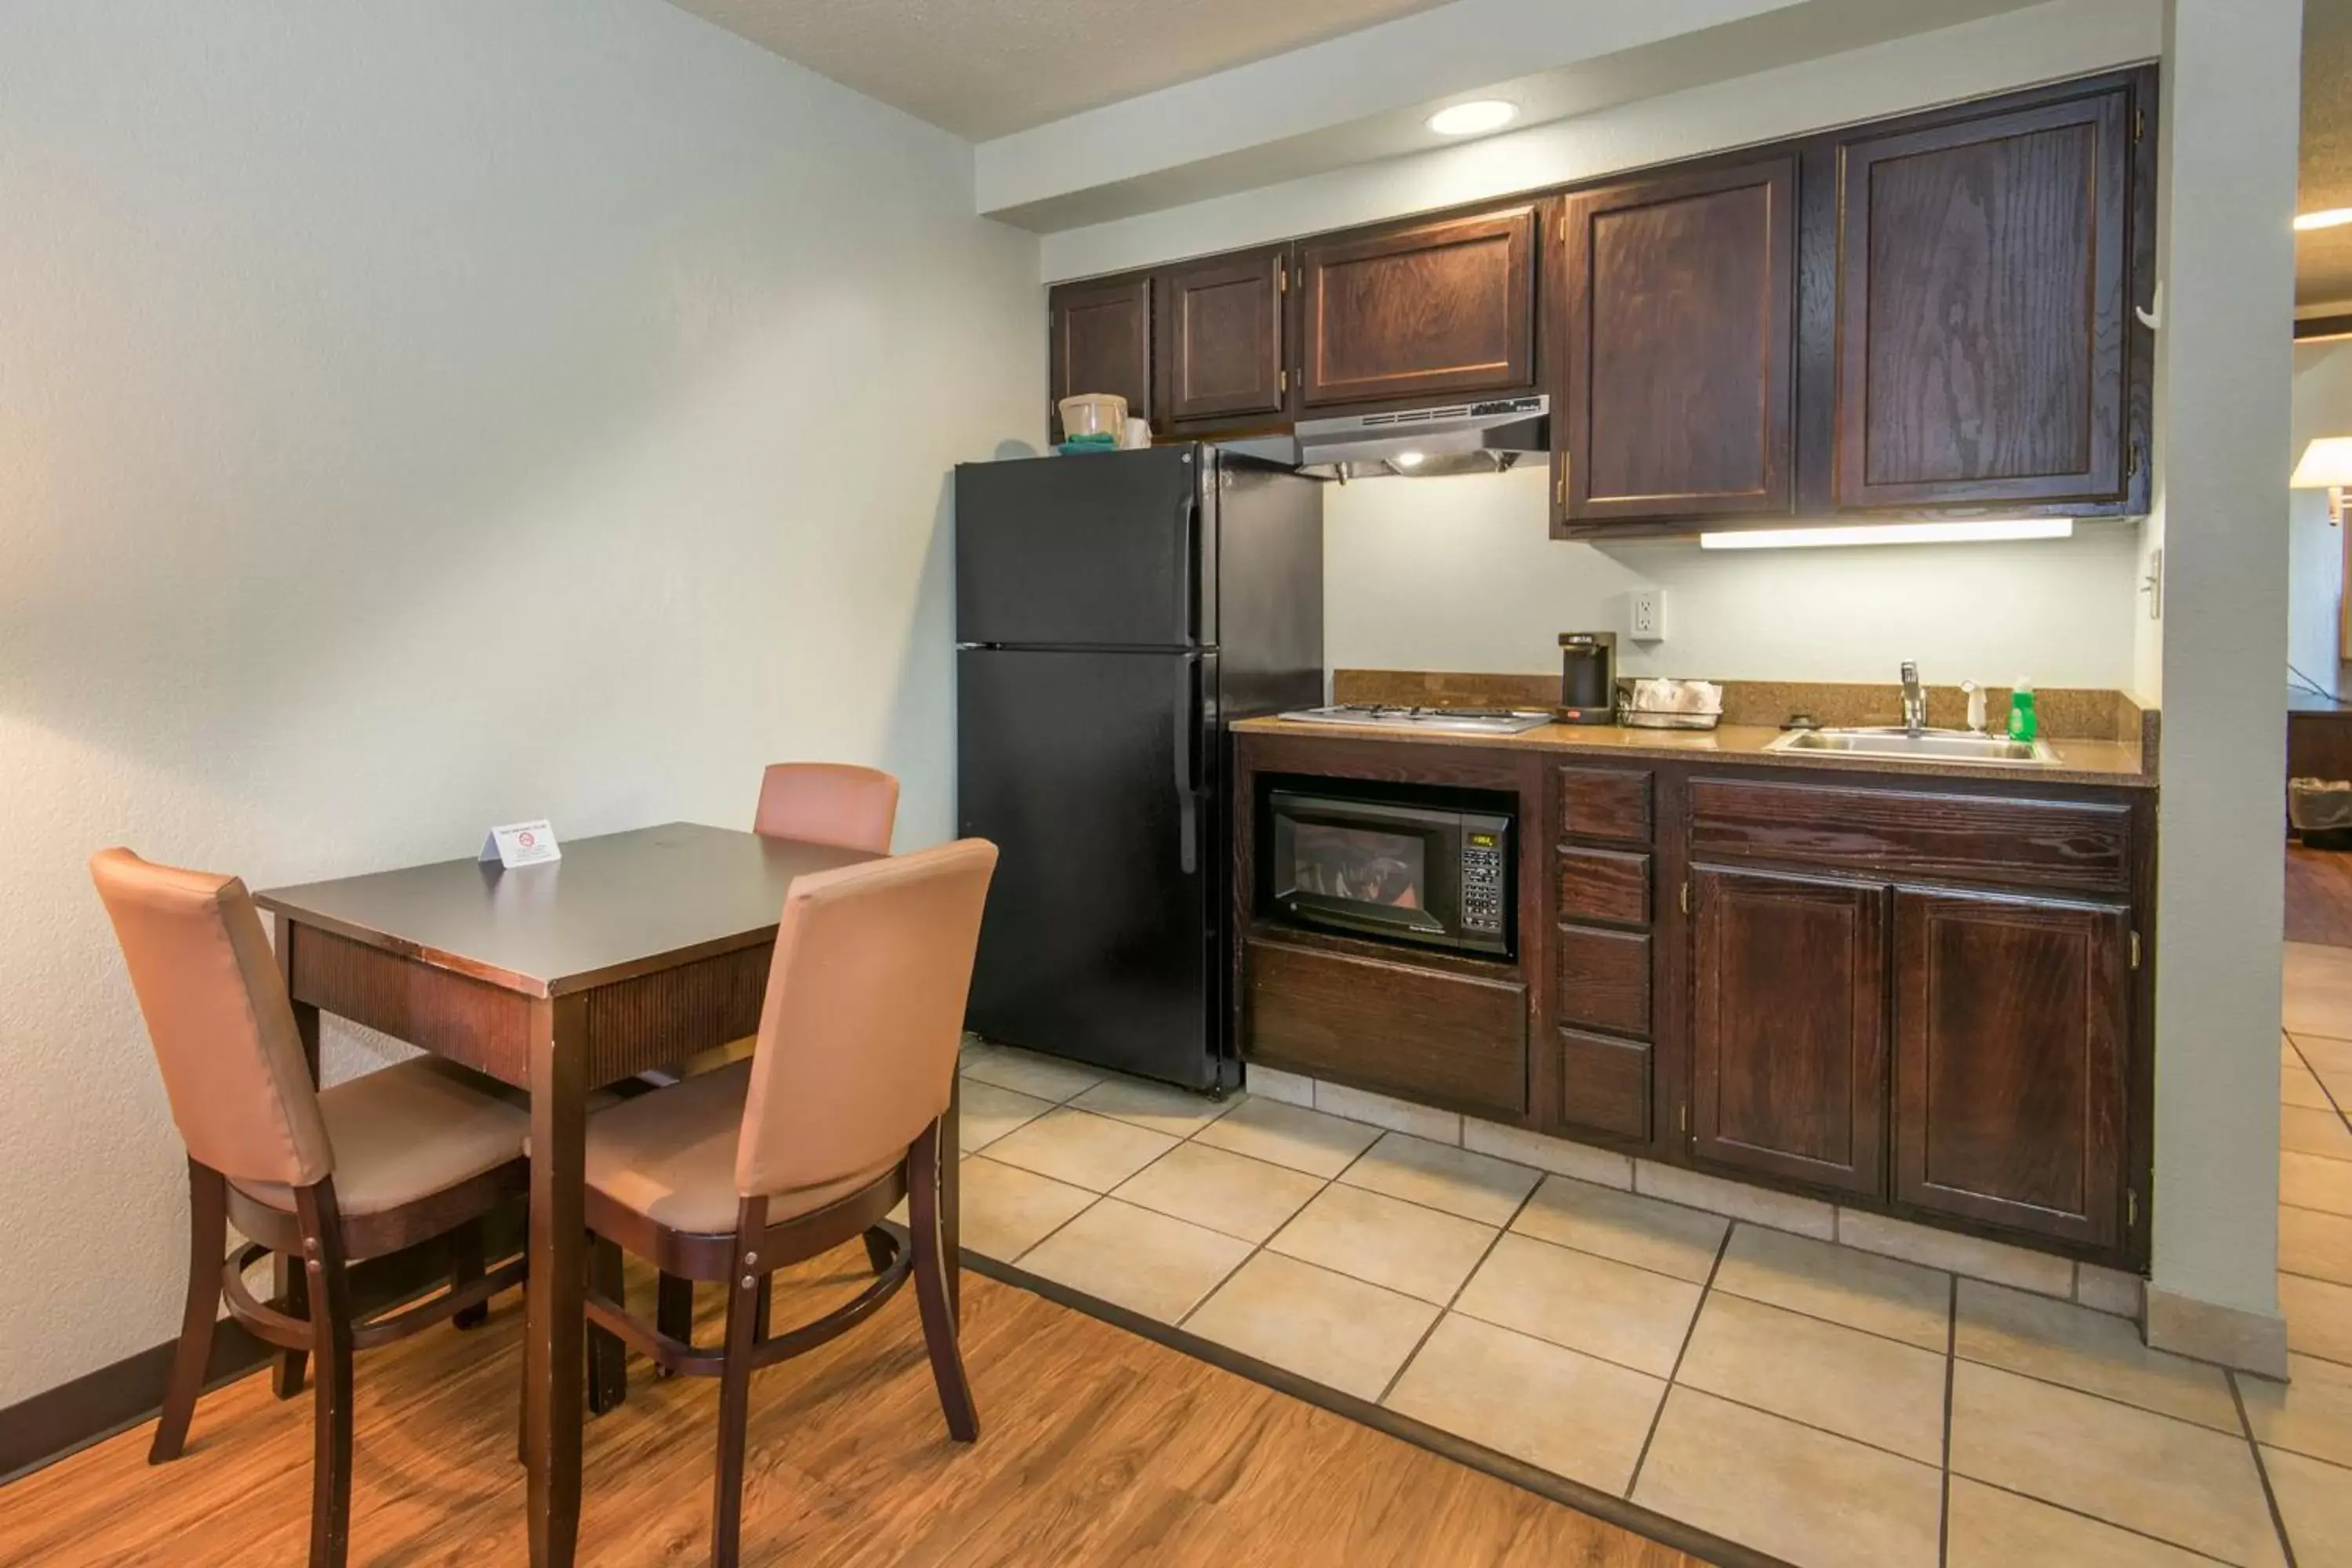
top-left (1461, 829), bottom-right (1506, 935)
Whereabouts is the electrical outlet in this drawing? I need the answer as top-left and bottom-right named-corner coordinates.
top-left (1628, 587), bottom-right (1666, 641)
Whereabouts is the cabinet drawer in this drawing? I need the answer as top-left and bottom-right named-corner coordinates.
top-left (1687, 778), bottom-right (2130, 895)
top-left (1559, 1028), bottom-right (1650, 1142)
top-left (1246, 938), bottom-right (1528, 1117)
top-left (1555, 925), bottom-right (1651, 1037)
top-left (1557, 766), bottom-right (1653, 844)
top-left (1556, 847), bottom-right (1650, 927)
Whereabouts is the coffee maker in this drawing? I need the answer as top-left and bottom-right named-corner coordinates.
top-left (1558, 632), bottom-right (1617, 725)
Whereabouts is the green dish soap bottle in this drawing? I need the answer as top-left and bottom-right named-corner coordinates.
top-left (2008, 679), bottom-right (2038, 742)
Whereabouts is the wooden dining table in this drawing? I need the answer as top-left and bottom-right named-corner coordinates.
top-left (254, 821), bottom-right (960, 1567)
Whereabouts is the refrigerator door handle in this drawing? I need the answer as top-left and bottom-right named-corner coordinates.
top-left (1174, 657), bottom-right (1200, 877)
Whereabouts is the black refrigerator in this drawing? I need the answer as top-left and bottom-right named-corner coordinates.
top-left (955, 445), bottom-right (1323, 1092)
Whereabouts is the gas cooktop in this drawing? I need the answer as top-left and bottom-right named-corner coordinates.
top-left (1279, 704), bottom-right (1554, 736)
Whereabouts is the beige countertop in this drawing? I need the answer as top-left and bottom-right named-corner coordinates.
top-left (1232, 715), bottom-right (2154, 789)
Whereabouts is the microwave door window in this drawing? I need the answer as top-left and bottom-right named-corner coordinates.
top-left (1287, 822), bottom-right (1445, 936)
top-left (1294, 822), bottom-right (1423, 906)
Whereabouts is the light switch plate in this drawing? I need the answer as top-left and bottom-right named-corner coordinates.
top-left (1628, 587), bottom-right (1666, 641)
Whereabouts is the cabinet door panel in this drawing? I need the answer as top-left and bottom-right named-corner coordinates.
top-left (1298, 207), bottom-right (1536, 408)
top-left (1893, 888), bottom-right (2127, 1246)
top-left (1561, 158), bottom-right (1796, 524)
top-left (1049, 274), bottom-right (1151, 439)
top-left (1692, 866), bottom-right (1887, 1195)
top-left (1835, 90), bottom-right (2130, 507)
top-left (1158, 250), bottom-right (1287, 426)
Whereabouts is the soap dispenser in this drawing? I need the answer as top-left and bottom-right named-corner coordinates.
top-left (1962, 681), bottom-right (1987, 735)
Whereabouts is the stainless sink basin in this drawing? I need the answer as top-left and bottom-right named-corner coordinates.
top-left (1765, 728), bottom-right (2060, 765)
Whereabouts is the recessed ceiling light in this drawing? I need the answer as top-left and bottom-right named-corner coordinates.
top-left (1427, 100), bottom-right (1517, 136)
top-left (1699, 520), bottom-right (2074, 550)
top-left (2297, 209), bottom-right (2352, 232)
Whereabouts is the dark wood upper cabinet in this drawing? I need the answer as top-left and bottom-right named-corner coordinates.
top-left (1691, 866), bottom-right (1887, 1196)
top-left (1835, 87), bottom-right (2136, 510)
top-left (1295, 205), bottom-right (1537, 409)
top-left (1156, 249), bottom-right (1290, 429)
top-left (1559, 158), bottom-right (1796, 528)
top-left (1893, 887), bottom-right (2129, 1247)
top-left (1047, 274), bottom-right (1151, 440)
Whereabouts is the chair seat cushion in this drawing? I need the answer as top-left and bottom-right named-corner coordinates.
top-left (231, 1057), bottom-right (528, 1217)
top-left (583, 1059), bottom-right (896, 1236)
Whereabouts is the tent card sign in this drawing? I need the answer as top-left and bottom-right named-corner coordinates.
top-left (480, 819), bottom-right (561, 869)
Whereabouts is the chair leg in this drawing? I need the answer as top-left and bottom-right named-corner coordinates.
top-left (655, 1273), bottom-right (694, 1375)
top-left (909, 1122), bottom-right (979, 1443)
top-left (151, 1160), bottom-right (227, 1464)
top-left (711, 1220), bottom-right (767, 1568)
top-left (294, 1184), bottom-right (354, 1568)
top-left (862, 1227), bottom-right (895, 1276)
top-left (272, 1249), bottom-right (310, 1399)
top-left (450, 1219), bottom-right (488, 1330)
top-left (587, 1234), bottom-right (627, 1416)
top-left (752, 1276), bottom-right (771, 1345)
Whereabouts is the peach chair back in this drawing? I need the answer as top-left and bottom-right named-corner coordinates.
top-left (734, 839), bottom-right (997, 1203)
top-left (89, 848), bottom-right (331, 1190)
top-left (752, 763), bottom-right (899, 854)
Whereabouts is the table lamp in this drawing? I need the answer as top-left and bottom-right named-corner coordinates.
top-left (2293, 437), bottom-right (2352, 526)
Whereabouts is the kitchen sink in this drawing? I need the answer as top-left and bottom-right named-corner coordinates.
top-left (1765, 728), bottom-right (2060, 765)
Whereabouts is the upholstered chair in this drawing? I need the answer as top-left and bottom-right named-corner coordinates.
top-left (90, 848), bottom-right (530, 1568)
top-left (644, 763), bottom-right (904, 1343)
top-left (751, 760), bottom-right (900, 852)
top-left (574, 838), bottom-right (996, 1567)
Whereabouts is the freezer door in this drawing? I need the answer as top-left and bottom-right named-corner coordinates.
top-left (957, 646), bottom-right (1225, 1089)
top-left (954, 447), bottom-right (1210, 649)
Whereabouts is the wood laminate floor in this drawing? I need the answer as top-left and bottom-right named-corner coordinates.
top-left (2288, 840), bottom-right (2352, 948)
top-left (0, 1247), bottom-right (1696, 1567)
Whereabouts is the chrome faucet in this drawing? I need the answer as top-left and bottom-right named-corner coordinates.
top-left (1900, 661), bottom-right (1926, 735)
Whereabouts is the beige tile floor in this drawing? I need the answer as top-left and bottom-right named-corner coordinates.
top-left (950, 942), bottom-right (2352, 1567)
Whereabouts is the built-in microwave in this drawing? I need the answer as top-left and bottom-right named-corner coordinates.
top-left (1262, 786), bottom-right (1514, 958)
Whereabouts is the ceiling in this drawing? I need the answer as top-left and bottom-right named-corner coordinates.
top-left (663, 0), bottom-right (1453, 140)
top-left (2305, 0), bottom-right (2352, 309)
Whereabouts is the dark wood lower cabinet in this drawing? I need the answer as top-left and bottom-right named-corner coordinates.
top-left (1559, 1028), bottom-right (1650, 1141)
top-left (1245, 937), bottom-right (1528, 1119)
top-left (1555, 925), bottom-right (1651, 1037)
top-left (1893, 887), bottom-right (2129, 1247)
top-left (1234, 728), bottom-right (2151, 1269)
top-left (1691, 866), bottom-right (1888, 1196)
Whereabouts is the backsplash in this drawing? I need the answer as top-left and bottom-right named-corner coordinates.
top-left (1330, 670), bottom-right (2154, 752)
top-left (1322, 466), bottom-right (2144, 692)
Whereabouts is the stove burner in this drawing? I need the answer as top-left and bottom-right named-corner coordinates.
top-left (1278, 704), bottom-right (1554, 736)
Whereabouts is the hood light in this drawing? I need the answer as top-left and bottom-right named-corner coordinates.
top-left (1390, 451), bottom-right (1427, 471)
top-left (1699, 519), bottom-right (2075, 550)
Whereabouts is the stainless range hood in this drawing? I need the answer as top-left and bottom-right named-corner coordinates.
top-left (1222, 394), bottom-right (1548, 479)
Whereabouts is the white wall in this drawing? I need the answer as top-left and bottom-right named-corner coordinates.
top-left (2143, 0), bottom-right (2299, 1367)
top-left (0, 1), bottom-right (1041, 1408)
top-left (2288, 343), bottom-right (2352, 699)
top-left (1327, 469), bottom-right (2141, 687)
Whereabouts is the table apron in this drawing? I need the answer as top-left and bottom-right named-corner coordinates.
top-left (283, 921), bottom-right (773, 1091)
